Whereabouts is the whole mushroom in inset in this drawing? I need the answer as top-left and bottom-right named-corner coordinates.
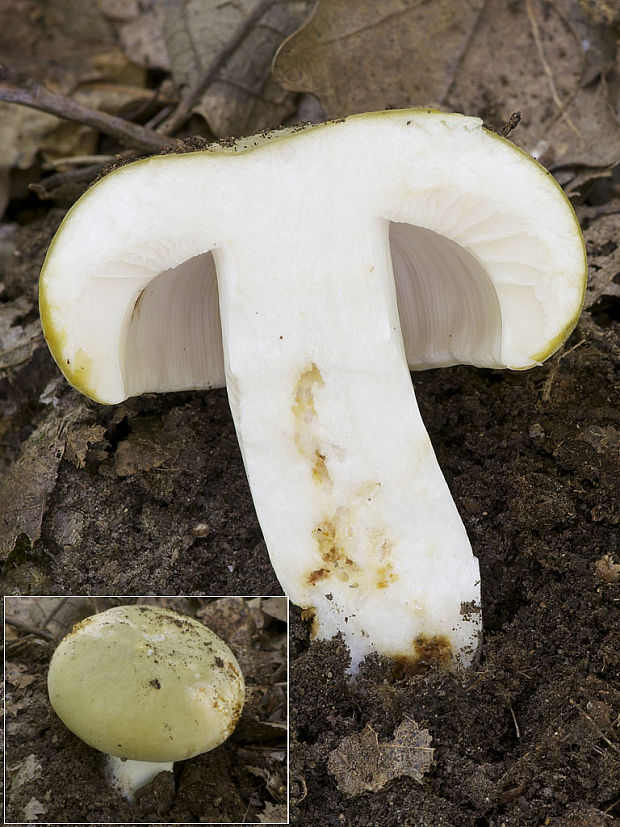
top-left (47, 604), bottom-right (245, 800)
top-left (39, 109), bottom-right (586, 671)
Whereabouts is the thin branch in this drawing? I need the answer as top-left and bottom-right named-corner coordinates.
top-left (5, 615), bottom-right (55, 642)
top-left (0, 81), bottom-right (180, 153)
top-left (29, 164), bottom-right (101, 200)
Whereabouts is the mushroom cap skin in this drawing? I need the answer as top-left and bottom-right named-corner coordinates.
top-left (47, 605), bottom-right (245, 763)
top-left (38, 109), bottom-right (587, 670)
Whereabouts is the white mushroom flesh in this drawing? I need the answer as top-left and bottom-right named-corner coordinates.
top-left (40, 111), bottom-right (586, 669)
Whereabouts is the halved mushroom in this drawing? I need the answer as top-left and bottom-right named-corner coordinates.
top-left (39, 109), bottom-right (586, 670)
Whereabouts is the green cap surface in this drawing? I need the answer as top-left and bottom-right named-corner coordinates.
top-left (47, 605), bottom-right (245, 762)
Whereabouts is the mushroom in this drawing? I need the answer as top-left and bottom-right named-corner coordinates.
top-left (39, 109), bottom-right (586, 671)
top-left (47, 604), bottom-right (245, 800)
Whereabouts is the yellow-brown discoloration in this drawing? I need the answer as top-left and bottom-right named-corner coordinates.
top-left (292, 363), bottom-right (323, 422)
top-left (305, 501), bottom-right (397, 591)
top-left (292, 366), bottom-right (397, 593)
top-left (312, 519), bottom-right (360, 584)
top-left (307, 567), bottom-right (330, 585)
top-left (312, 449), bottom-right (330, 485)
top-left (292, 363), bottom-right (333, 491)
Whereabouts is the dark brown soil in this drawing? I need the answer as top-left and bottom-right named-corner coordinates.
top-left (1, 186), bottom-right (619, 827)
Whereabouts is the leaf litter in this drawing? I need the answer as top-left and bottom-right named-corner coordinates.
top-left (328, 718), bottom-right (433, 796)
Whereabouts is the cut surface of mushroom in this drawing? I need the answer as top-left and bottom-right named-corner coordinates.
top-left (40, 110), bottom-right (586, 670)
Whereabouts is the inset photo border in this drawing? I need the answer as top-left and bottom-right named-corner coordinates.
top-left (4, 594), bottom-right (289, 824)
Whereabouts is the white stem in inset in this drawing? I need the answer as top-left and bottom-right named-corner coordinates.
top-left (105, 755), bottom-right (173, 801)
top-left (217, 212), bottom-right (481, 671)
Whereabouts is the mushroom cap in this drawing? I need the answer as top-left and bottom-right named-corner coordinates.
top-left (39, 108), bottom-right (586, 405)
top-left (47, 605), bottom-right (245, 763)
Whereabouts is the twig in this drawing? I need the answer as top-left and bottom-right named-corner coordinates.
top-left (29, 164), bottom-right (106, 200)
top-left (159, 0), bottom-right (276, 135)
top-left (0, 81), bottom-right (180, 153)
top-left (42, 154), bottom-right (113, 170)
top-left (31, 149), bottom-right (140, 200)
top-left (5, 615), bottom-right (55, 642)
top-left (509, 704), bottom-right (521, 738)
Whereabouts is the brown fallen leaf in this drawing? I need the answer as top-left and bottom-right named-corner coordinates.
top-left (581, 206), bottom-right (620, 313)
top-left (118, 4), bottom-right (170, 70)
top-left (5, 663), bottom-right (37, 690)
top-left (114, 436), bottom-right (172, 476)
top-left (327, 717), bottom-right (433, 796)
top-left (273, 0), bottom-right (620, 177)
top-left (0, 0), bottom-right (148, 171)
top-left (0, 412), bottom-right (66, 559)
top-left (273, 0), bottom-right (486, 118)
top-left (65, 423), bottom-right (107, 469)
top-left (0, 298), bottom-right (43, 374)
top-left (161, 0), bottom-right (314, 136)
top-left (259, 596), bottom-right (289, 624)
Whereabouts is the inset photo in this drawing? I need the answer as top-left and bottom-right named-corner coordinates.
top-left (4, 595), bottom-right (288, 824)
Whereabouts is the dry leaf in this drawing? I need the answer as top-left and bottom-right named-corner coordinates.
top-left (6, 697), bottom-right (31, 718)
top-left (0, 0), bottom-right (147, 170)
top-left (98, 0), bottom-right (142, 22)
top-left (581, 206), bottom-right (620, 312)
top-left (328, 718), bottom-right (433, 796)
top-left (119, 3), bottom-right (170, 70)
top-left (8, 754), bottom-right (42, 790)
top-left (5, 663), bottom-right (37, 690)
top-left (28, 595), bottom-right (97, 638)
top-left (23, 798), bottom-right (47, 821)
top-left (260, 596), bottom-right (289, 624)
top-left (0, 398), bottom-right (97, 558)
top-left (162, 0), bottom-right (313, 136)
top-left (578, 0), bottom-right (620, 25)
top-left (440, 0), bottom-right (620, 169)
top-left (0, 298), bottom-right (43, 373)
top-left (274, 0), bottom-right (620, 176)
top-left (579, 425), bottom-right (620, 455)
top-left (274, 0), bottom-right (486, 117)
top-left (114, 436), bottom-right (171, 476)
top-left (0, 413), bottom-right (66, 559)
top-left (65, 423), bottom-right (106, 468)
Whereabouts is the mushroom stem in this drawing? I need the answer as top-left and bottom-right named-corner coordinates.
top-left (105, 755), bottom-right (173, 801)
top-left (218, 216), bottom-right (481, 670)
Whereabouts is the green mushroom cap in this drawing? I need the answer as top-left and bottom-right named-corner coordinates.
top-left (47, 605), bottom-right (245, 763)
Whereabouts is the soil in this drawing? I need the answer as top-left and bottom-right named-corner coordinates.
top-left (1, 159), bottom-right (619, 827)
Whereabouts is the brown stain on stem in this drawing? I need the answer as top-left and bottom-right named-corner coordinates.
top-left (292, 363), bottom-right (333, 491)
top-left (392, 634), bottom-right (454, 677)
top-left (293, 365), bottom-right (397, 593)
